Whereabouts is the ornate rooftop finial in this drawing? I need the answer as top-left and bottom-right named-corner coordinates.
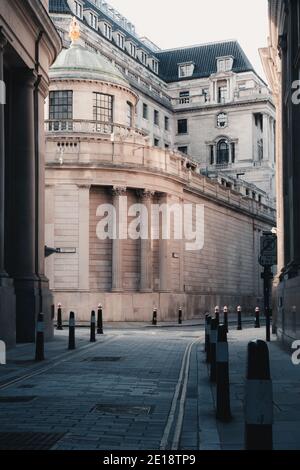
top-left (69, 17), bottom-right (80, 44)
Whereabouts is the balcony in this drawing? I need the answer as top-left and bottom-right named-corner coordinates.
top-left (45, 119), bottom-right (148, 140)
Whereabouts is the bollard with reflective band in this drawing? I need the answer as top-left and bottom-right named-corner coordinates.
top-left (68, 312), bottom-right (76, 350)
top-left (97, 304), bottom-right (103, 335)
top-left (215, 306), bottom-right (220, 325)
top-left (245, 340), bottom-right (273, 450)
top-left (210, 318), bottom-right (218, 382)
top-left (56, 303), bottom-right (63, 330)
top-left (206, 315), bottom-right (212, 363)
top-left (178, 308), bottom-right (182, 325)
top-left (35, 313), bottom-right (45, 361)
top-left (237, 306), bottom-right (242, 331)
top-left (255, 307), bottom-right (260, 328)
top-left (216, 325), bottom-right (231, 421)
top-left (223, 306), bottom-right (228, 332)
top-left (152, 309), bottom-right (157, 326)
top-left (90, 311), bottom-right (96, 342)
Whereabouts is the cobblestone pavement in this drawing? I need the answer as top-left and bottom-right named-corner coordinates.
top-left (0, 323), bottom-right (299, 450)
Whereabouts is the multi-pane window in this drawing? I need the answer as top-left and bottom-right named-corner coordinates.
top-left (179, 91), bottom-right (190, 104)
top-left (218, 85), bottom-right (227, 104)
top-left (75, 1), bottom-right (82, 18)
top-left (143, 103), bottom-right (148, 119)
top-left (90, 13), bottom-right (98, 29)
top-left (49, 90), bottom-right (73, 130)
top-left (151, 59), bottom-right (158, 74)
top-left (126, 102), bottom-right (133, 127)
top-left (217, 112), bottom-right (227, 128)
top-left (154, 110), bottom-right (159, 126)
top-left (178, 63), bottom-right (194, 78)
top-left (116, 33), bottom-right (124, 49)
top-left (164, 116), bottom-right (169, 131)
top-left (177, 119), bottom-right (188, 134)
top-left (129, 42), bottom-right (136, 57)
top-left (104, 23), bottom-right (112, 40)
top-left (93, 92), bottom-right (113, 132)
top-left (217, 140), bottom-right (229, 165)
top-left (140, 51), bottom-right (148, 65)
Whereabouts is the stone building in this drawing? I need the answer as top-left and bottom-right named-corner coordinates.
top-left (0, 0), bottom-right (61, 347)
top-left (44, 20), bottom-right (275, 322)
top-left (49, 0), bottom-right (276, 202)
top-left (260, 0), bottom-right (300, 347)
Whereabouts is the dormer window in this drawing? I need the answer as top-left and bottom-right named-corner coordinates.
top-left (116, 33), bottom-right (125, 49)
top-left (150, 59), bottom-right (158, 74)
top-left (89, 12), bottom-right (98, 30)
top-left (103, 22), bottom-right (112, 40)
top-left (129, 42), bottom-right (136, 58)
top-left (140, 50), bottom-right (148, 65)
top-left (217, 56), bottom-right (234, 73)
top-left (74, 1), bottom-right (83, 19)
top-left (178, 62), bottom-right (194, 78)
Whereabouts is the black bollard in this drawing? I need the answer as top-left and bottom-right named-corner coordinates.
top-left (215, 306), bottom-right (220, 325)
top-left (204, 313), bottom-right (209, 353)
top-left (56, 303), bottom-right (63, 330)
top-left (237, 305), bottom-right (242, 331)
top-left (210, 318), bottom-right (218, 382)
top-left (35, 313), bottom-right (45, 362)
top-left (245, 340), bottom-right (273, 450)
top-left (97, 304), bottom-right (104, 335)
top-left (223, 306), bottom-right (229, 332)
top-left (90, 311), bottom-right (96, 342)
top-left (152, 309), bottom-right (157, 326)
top-left (178, 307), bottom-right (183, 325)
top-left (255, 307), bottom-right (260, 328)
top-left (68, 311), bottom-right (76, 350)
top-left (216, 324), bottom-right (231, 421)
top-left (206, 315), bottom-right (211, 363)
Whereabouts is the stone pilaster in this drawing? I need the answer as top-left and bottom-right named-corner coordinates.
top-left (111, 186), bottom-right (126, 292)
top-left (263, 114), bottom-right (270, 161)
top-left (138, 190), bottom-right (154, 292)
top-left (159, 193), bottom-right (171, 292)
top-left (78, 184), bottom-right (90, 290)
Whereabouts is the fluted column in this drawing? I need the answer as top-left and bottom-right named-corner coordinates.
top-left (263, 114), bottom-right (269, 161)
top-left (138, 190), bottom-right (154, 292)
top-left (111, 186), bottom-right (126, 292)
top-left (0, 32), bottom-right (7, 278)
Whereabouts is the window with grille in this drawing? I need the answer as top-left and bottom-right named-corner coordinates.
top-left (93, 92), bottom-right (113, 132)
top-left (49, 90), bottom-right (73, 131)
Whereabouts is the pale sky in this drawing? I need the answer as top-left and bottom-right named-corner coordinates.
top-left (107, 0), bottom-right (269, 81)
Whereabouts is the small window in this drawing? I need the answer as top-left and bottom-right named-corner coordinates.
top-left (90, 13), bottom-right (98, 29)
top-left (129, 42), bottom-right (136, 57)
top-left (143, 103), bottom-right (148, 120)
top-left (179, 91), bottom-right (190, 104)
top-left (164, 116), bottom-right (169, 131)
top-left (140, 51), bottom-right (148, 65)
top-left (178, 62), bottom-right (194, 78)
top-left (151, 59), bottom-right (158, 74)
top-left (75, 1), bottom-right (82, 18)
top-left (116, 33), bottom-right (124, 49)
top-left (154, 110), bottom-right (159, 126)
top-left (252, 192), bottom-right (256, 200)
top-left (154, 138), bottom-right (160, 147)
top-left (104, 23), bottom-right (112, 40)
top-left (178, 146), bottom-right (188, 155)
top-left (177, 119), bottom-right (188, 134)
top-left (217, 112), bottom-right (227, 128)
top-left (165, 144), bottom-right (169, 149)
top-left (203, 88), bottom-right (209, 102)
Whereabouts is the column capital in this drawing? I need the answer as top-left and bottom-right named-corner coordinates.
top-left (136, 189), bottom-right (155, 200)
top-left (14, 68), bottom-right (37, 88)
top-left (77, 183), bottom-right (91, 190)
top-left (111, 186), bottom-right (127, 197)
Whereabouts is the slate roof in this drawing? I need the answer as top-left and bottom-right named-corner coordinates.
top-left (155, 41), bottom-right (254, 83)
top-left (49, 0), bottom-right (72, 14)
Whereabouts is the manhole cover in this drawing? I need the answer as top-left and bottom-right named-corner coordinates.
top-left (0, 432), bottom-right (65, 450)
top-left (83, 357), bottom-right (123, 362)
top-left (91, 404), bottom-right (153, 415)
top-left (0, 396), bottom-right (37, 403)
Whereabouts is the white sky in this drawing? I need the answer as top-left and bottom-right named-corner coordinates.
top-left (107, 0), bottom-right (269, 81)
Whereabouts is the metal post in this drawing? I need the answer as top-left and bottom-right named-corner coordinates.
top-left (56, 303), bottom-right (63, 330)
top-left (90, 310), bottom-right (96, 342)
top-left (68, 312), bottom-right (76, 350)
top-left (97, 304), bottom-right (103, 334)
top-left (223, 306), bottom-right (228, 333)
top-left (237, 305), bottom-right (242, 331)
top-left (178, 307), bottom-right (182, 325)
top-left (215, 306), bottom-right (220, 325)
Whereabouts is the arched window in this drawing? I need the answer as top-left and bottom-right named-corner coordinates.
top-left (217, 139), bottom-right (229, 165)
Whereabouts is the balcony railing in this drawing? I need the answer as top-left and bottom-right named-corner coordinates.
top-left (45, 119), bottom-right (148, 138)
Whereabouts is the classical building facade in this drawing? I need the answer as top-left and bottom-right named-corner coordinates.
top-left (49, 0), bottom-right (276, 202)
top-left (261, 0), bottom-right (300, 347)
top-left (44, 20), bottom-right (276, 322)
top-left (0, 0), bottom-right (61, 347)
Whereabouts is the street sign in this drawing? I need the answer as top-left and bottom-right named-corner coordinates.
top-left (259, 232), bottom-right (277, 267)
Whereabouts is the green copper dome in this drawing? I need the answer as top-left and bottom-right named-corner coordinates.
top-left (50, 43), bottom-right (129, 87)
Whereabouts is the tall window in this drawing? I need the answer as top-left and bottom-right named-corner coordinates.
top-left (49, 90), bottom-right (73, 130)
top-left (140, 51), bottom-right (148, 65)
top-left (75, 1), bottom-right (82, 18)
top-left (218, 85), bottom-right (227, 104)
top-left (90, 13), bottom-right (98, 29)
top-left (103, 23), bottom-right (112, 40)
top-left (126, 102), bottom-right (133, 127)
top-left (116, 33), bottom-right (124, 49)
top-left (142, 103), bottom-right (148, 120)
top-left (154, 110), bottom-right (159, 126)
top-left (164, 116), bottom-right (169, 131)
top-left (93, 92), bottom-right (113, 132)
top-left (217, 140), bottom-right (229, 165)
top-left (129, 42), bottom-right (136, 57)
top-left (151, 59), bottom-right (158, 74)
top-left (177, 119), bottom-right (188, 134)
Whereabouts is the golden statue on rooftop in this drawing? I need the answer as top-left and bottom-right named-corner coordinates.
top-left (69, 17), bottom-right (80, 44)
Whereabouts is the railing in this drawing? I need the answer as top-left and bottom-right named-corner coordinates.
top-left (45, 119), bottom-right (148, 138)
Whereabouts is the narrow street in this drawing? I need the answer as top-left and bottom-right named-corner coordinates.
top-left (0, 324), bottom-right (299, 451)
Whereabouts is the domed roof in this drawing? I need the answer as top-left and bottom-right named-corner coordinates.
top-left (50, 43), bottom-right (129, 87)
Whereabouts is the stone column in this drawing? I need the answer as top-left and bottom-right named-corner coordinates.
top-left (138, 190), bottom-right (154, 292)
top-left (159, 193), bottom-right (171, 292)
top-left (13, 68), bottom-right (39, 342)
top-left (78, 184), bottom-right (90, 290)
top-left (263, 114), bottom-right (269, 161)
top-left (111, 187), bottom-right (126, 292)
